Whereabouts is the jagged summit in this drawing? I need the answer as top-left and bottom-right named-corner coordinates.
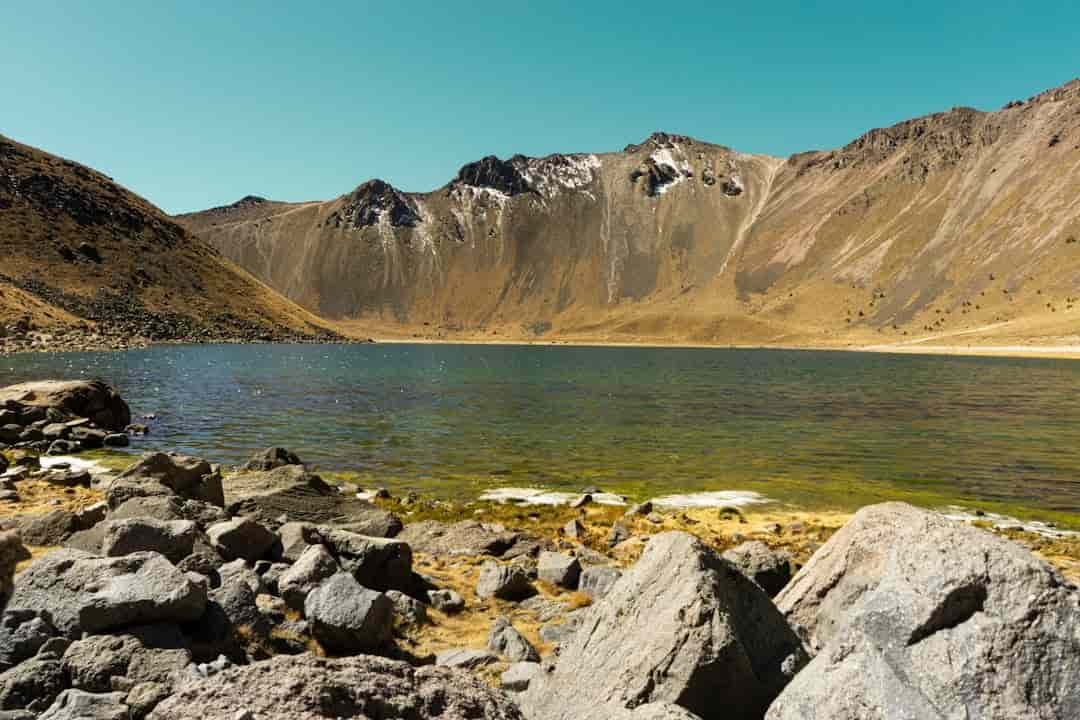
top-left (452, 155), bottom-right (532, 196)
top-left (326, 179), bottom-right (419, 229)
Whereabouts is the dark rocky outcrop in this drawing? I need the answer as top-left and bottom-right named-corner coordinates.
top-left (767, 503), bottom-right (1080, 720)
top-left (239, 447), bottom-right (303, 472)
top-left (149, 653), bottom-right (525, 719)
top-left (326, 180), bottom-right (420, 229)
top-left (454, 156), bottom-right (532, 196)
top-left (520, 532), bottom-right (807, 720)
top-left (108, 453), bottom-right (224, 508)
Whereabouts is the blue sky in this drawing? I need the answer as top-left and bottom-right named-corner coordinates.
top-left (2, 1), bottom-right (1077, 214)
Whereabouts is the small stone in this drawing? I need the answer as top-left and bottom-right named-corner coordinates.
top-left (537, 552), bottom-right (581, 590)
top-left (426, 588), bottom-right (465, 614)
top-left (476, 561), bottom-right (534, 601)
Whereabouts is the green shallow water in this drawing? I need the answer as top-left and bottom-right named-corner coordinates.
top-left (3, 343), bottom-right (1080, 528)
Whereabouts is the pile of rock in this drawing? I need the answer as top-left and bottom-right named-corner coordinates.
top-left (0, 380), bottom-right (134, 455)
top-left (0, 445), bottom-right (498, 718)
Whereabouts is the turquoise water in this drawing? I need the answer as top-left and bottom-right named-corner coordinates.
top-left (3, 343), bottom-right (1080, 523)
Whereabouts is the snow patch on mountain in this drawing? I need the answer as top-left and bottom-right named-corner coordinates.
top-left (515, 154), bottom-right (602, 198)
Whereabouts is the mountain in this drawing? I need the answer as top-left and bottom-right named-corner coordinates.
top-left (179, 79), bottom-right (1080, 348)
top-left (0, 134), bottom-right (337, 344)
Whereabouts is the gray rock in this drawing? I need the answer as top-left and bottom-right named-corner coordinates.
top-left (0, 610), bottom-right (56, 671)
top-left (101, 517), bottom-right (197, 563)
top-left (0, 381), bottom-right (130, 431)
top-left (125, 682), bottom-right (170, 719)
top-left (476, 561), bottom-right (534, 601)
top-left (254, 561), bottom-right (289, 595)
top-left (46, 439), bottom-right (78, 456)
top-left (276, 523), bottom-right (412, 591)
top-left (109, 453), bottom-right (223, 508)
top-left (304, 573), bottom-right (393, 655)
top-left (113, 496), bottom-right (228, 529)
top-left (0, 533), bottom-right (28, 608)
top-left (538, 611), bottom-right (588, 645)
top-left (206, 518), bottom-right (278, 562)
top-left (69, 427), bottom-right (107, 450)
top-left (148, 653), bottom-right (524, 720)
top-left (239, 447), bottom-right (302, 472)
top-left (488, 616), bottom-right (539, 662)
top-left (0, 657), bottom-right (65, 712)
top-left (216, 560), bottom-right (263, 594)
top-left (16, 510), bottom-right (82, 546)
top-left (38, 689), bottom-right (129, 720)
top-left (175, 553), bottom-right (220, 584)
top-left (62, 629), bottom-right (190, 693)
top-left (501, 661), bottom-right (542, 692)
top-left (7, 550), bottom-right (206, 637)
top-left (278, 544), bottom-right (338, 611)
top-left (767, 502), bottom-right (1080, 720)
top-left (519, 595), bottom-right (569, 623)
top-left (520, 532), bottom-right (808, 720)
top-left (537, 551), bottom-right (581, 589)
top-left (606, 522), bottom-right (631, 547)
top-left (722, 541), bottom-right (792, 597)
top-left (397, 520), bottom-right (524, 557)
top-left (579, 566), bottom-right (622, 599)
top-left (426, 588), bottom-right (465, 613)
top-left (435, 647), bottom-right (500, 670)
top-left (386, 589), bottom-right (428, 627)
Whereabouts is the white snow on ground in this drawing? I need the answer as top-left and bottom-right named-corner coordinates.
top-left (478, 487), bottom-right (628, 506)
top-left (38, 455), bottom-right (111, 476)
top-left (651, 490), bottom-right (771, 508)
top-left (515, 154), bottom-right (601, 198)
top-left (649, 147), bottom-right (692, 174)
top-left (654, 175), bottom-right (686, 195)
top-left (941, 506), bottom-right (1078, 538)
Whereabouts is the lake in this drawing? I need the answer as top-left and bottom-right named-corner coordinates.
top-left (3, 343), bottom-right (1079, 527)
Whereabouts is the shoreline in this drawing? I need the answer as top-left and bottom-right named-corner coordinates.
top-left (8, 331), bottom-right (1080, 361)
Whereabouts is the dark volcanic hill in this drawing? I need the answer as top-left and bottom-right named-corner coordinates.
top-left (179, 78), bottom-right (1079, 348)
top-left (0, 135), bottom-right (336, 343)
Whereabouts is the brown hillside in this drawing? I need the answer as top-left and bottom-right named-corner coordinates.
top-left (0, 135), bottom-right (337, 342)
top-left (178, 78), bottom-right (1080, 349)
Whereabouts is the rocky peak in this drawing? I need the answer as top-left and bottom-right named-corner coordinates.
top-left (326, 179), bottom-right (420, 229)
top-left (453, 156), bottom-right (532, 196)
top-left (624, 131), bottom-right (698, 154)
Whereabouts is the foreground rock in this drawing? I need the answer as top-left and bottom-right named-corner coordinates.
top-left (521, 532), bottom-right (807, 720)
top-left (304, 573), bottom-right (393, 654)
top-left (398, 520), bottom-right (535, 557)
top-left (7, 550), bottom-right (206, 636)
top-left (768, 502), bottom-right (1080, 719)
top-left (108, 453), bottom-right (224, 508)
top-left (0, 380), bottom-right (130, 431)
top-left (722, 541), bottom-right (792, 597)
top-left (149, 653), bottom-right (525, 719)
top-left (0, 533), bottom-right (28, 610)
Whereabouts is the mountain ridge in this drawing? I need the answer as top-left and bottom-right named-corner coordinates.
top-left (98, 79), bottom-right (1080, 348)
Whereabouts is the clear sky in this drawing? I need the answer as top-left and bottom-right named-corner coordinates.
top-left (2, 1), bottom-right (1077, 215)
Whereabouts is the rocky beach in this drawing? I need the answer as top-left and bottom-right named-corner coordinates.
top-left (0, 379), bottom-right (1077, 719)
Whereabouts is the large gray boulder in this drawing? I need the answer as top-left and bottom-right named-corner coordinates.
top-left (62, 627), bottom-right (190, 693)
top-left (476, 561), bottom-right (534, 601)
top-left (108, 453), bottom-right (224, 508)
top-left (101, 518), bottom-right (197, 563)
top-left (579, 566), bottom-right (622, 599)
top-left (537, 551), bottom-right (581, 589)
top-left (148, 651), bottom-right (525, 719)
top-left (305, 527), bottom-right (413, 592)
top-left (7, 550), bottom-right (206, 637)
top-left (520, 532), bottom-right (807, 720)
top-left (722, 541), bottom-right (792, 598)
top-left (278, 544), bottom-right (339, 611)
top-left (398, 520), bottom-right (530, 557)
top-left (0, 381), bottom-right (130, 431)
top-left (767, 502), bottom-right (1080, 720)
top-left (206, 518), bottom-right (278, 562)
top-left (304, 572), bottom-right (393, 655)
